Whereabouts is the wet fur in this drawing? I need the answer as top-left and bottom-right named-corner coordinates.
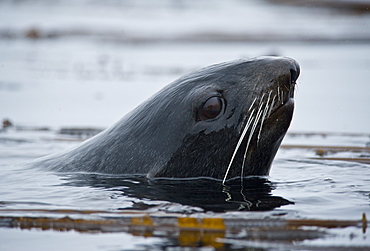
top-left (29, 57), bottom-right (300, 181)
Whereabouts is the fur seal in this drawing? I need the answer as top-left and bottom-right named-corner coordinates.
top-left (30, 57), bottom-right (300, 182)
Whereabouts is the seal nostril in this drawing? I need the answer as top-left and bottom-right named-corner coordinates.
top-left (290, 62), bottom-right (300, 83)
top-left (290, 69), bottom-right (298, 83)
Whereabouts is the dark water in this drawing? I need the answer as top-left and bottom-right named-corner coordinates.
top-left (0, 129), bottom-right (369, 250)
top-left (61, 174), bottom-right (293, 212)
top-left (1, 0), bottom-right (370, 250)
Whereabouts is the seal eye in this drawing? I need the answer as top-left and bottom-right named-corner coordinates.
top-left (199, 96), bottom-right (223, 120)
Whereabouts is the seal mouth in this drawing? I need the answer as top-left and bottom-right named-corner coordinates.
top-left (269, 79), bottom-right (296, 117)
top-left (267, 66), bottom-right (299, 117)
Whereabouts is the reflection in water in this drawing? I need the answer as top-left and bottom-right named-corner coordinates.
top-left (61, 173), bottom-right (293, 212)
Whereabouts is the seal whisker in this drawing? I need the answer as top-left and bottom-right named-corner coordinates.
top-left (267, 94), bottom-right (277, 118)
top-left (281, 89), bottom-right (285, 104)
top-left (257, 90), bottom-right (272, 143)
top-left (222, 109), bottom-right (256, 184)
top-left (240, 100), bottom-right (265, 179)
top-left (258, 93), bottom-right (266, 107)
top-left (248, 97), bottom-right (257, 112)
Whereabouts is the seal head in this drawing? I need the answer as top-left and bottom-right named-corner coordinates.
top-left (33, 57), bottom-right (300, 181)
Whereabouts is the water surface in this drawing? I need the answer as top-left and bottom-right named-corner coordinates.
top-left (1, 0), bottom-right (370, 250)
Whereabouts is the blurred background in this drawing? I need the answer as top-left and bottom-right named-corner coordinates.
top-left (1, 0), bottom-right (370, 133)
top-left (1, 2), bottom-right (370, 249)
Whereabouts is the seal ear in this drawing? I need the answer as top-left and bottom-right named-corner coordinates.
top-left (195, 93), bottom-right (226, 122)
